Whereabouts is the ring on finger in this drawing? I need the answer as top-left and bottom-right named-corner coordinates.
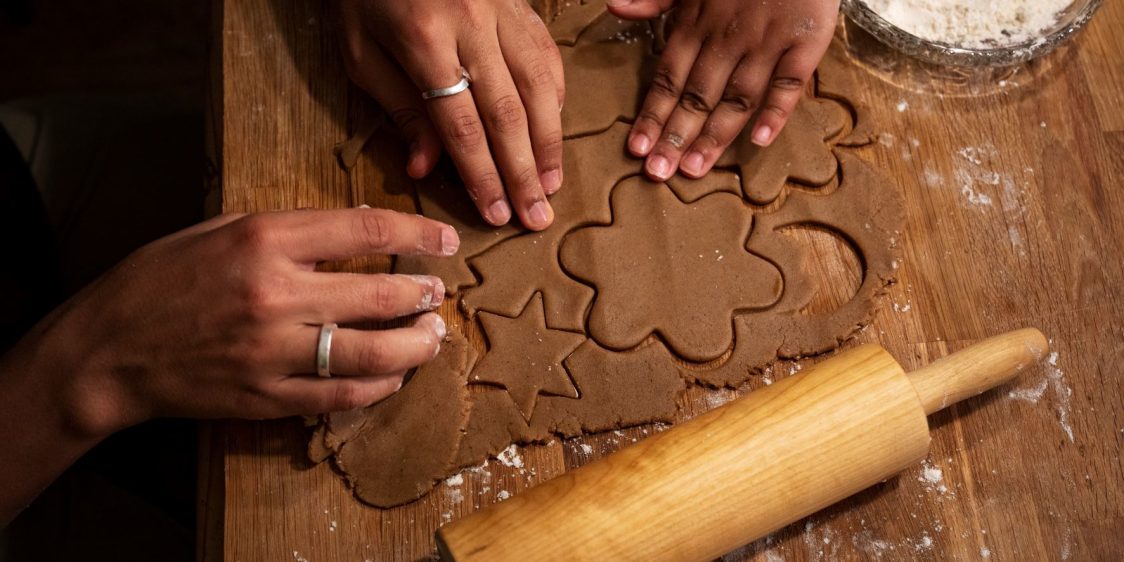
top-left (316, 323), bottom-right (338, 378)
top-left (421, 67), bottom-right (472, 100)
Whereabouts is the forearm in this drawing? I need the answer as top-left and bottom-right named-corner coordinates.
top-left (0, 306), bottom-right (121, 526)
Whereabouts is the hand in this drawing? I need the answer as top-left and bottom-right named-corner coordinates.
top-left (608, 0), bottom-right (839, 181)
top-left (37, 208), bottom-right (460, 436)
top-left (334, 0), bottom-right (566, 231)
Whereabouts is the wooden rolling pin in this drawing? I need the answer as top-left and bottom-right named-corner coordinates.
top-left (436, 328), bottom-right (1049, 562)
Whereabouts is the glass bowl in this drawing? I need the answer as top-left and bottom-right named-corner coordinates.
top-left (840, 0), bottom-right (1103, 67)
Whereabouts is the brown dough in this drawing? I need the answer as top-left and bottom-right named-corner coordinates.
top-left (316, 2), bottom-right (904, 507)
top-left (547, 0), bottom-right (610, 46)
top-left (459, 122), bottom-right (637, 331)
top-left (561, 177), bottom-right (783, 361)
top-left (395, 170), bottom-right (522, 295)
top-left (327, 332), bottom-right (476, 508)
top-left (472, 293), bottom-right (584, 421)
top-left (714, 97), bottom-right (850, 204)
top-left (453, 340), bottom-right (684, 468)
top-left (558, 33), bottom-right (654, 139)
top-left (682, 151), bottom-right (904, 386)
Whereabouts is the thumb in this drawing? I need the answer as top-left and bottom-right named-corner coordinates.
top-left (605, 0), bottom-right (677, 20)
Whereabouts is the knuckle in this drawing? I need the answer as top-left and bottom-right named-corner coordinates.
top-left (447, 110), bottom-right (485, 150)
top-left (487, 94), bottom-right (526, 134)
top-left (369, 279), bottom-right (400, 314)
top-left (389, 107), bottom-right (427, 135)
top-left (356, 211), bottom-right (393, 250)
top-left (770, 76), bottom-right (805, 91)
top-left (332, 381), bottom-right (372, 411)
top-left (354, 339), bottom-right (390, 375)
top-left (720, 92), bottom-right (756, 114)
top-left (234, 216), bottom-right (276, 253)
top-left (636, 108), bottom-right (667, 129)
top-left (401, 12), bottom-right (443, 50)
top-left (238, 275), bottom-right (287, 322)
top-left (510, 166), bottom-right (541, 195)
top-left (763, 102), bottom-right (791, 120)
top-left (520, 62), bottom-right (555, 91)
top-left (722, 19), bottom-right (741, 40)
top-left (536, 130), bottom-right (564, 161)
top-left (469, 169), bottom-right (504, 200)
top-left (678, 89), bottom-right (714, 113)
top-left (649, 66), bottom-right (682, 99)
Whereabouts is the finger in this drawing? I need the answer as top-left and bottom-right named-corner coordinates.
top-left (341, 36), bottom-right (442, 178)
top-left (501, 18), bottom-right (565, 197)
top-left (643, 41), bottom-right (740, 181)
top-left (231, 208), bottom-right (460, 263)
top-left (273, 374), bottom-right (406, 414)
top-left (681, 55), bottom-right (772, 177)
top-left (294, 272), bottom-right (445, 323)
top-left (463, 38), bottom-right (554, 231)
top-left (750, 44), bottom-right (828, 147)
top-left (606, 0), bottom-right (677, 20)
top-left (390, 38), bottom-right (513, 226)
top-left (524, 9), bottom-right (565, 110)
top-left (300, 312), bottom-right (447, 377)
top-left (628, 30), bottom-right (701, 167)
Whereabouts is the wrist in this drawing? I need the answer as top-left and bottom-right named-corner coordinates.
top-left (19, 301), bottom-right (141, 441)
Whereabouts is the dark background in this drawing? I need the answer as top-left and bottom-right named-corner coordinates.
top-left (0, 1), bottom-right (210, 560)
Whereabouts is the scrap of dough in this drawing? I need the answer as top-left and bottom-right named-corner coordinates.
top-left (714, 97), bottom-right (849, 205)
top-left (561, 177), bottom-right (783, 362)
top-left (547, 0), bottom-right (609, 46)
top-left (559, 34), bottom-right (653, 139)
top-left (453, 340), bottom-right (684, 468)
top-left (472, 293), bottom-right (584, 422)
top-left (331, 332), bottom-right (476, 508)
top-left (683, 151), bottom-right (904, 386)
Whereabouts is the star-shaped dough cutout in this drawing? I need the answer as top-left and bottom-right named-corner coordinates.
top-left (472, 293), bottom-right (585, 422)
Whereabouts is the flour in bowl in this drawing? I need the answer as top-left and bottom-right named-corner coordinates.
top-left (862, 0), bottom-right (1073, 48)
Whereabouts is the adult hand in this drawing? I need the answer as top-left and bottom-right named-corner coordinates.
top-left (334, 0), bottom-right (565, 231)
top-left (608, 0), bottom-right (839, 181)
top-left (37, 208), bottom-right (460, 436)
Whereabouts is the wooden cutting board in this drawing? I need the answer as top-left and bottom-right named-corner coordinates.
top-left (201, 0), bottom-right (1124, 560)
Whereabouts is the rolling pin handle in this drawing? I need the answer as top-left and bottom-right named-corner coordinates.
top-left (907, 328), bottom-right (1049, 415)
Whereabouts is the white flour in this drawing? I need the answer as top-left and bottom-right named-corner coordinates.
top-left (862, 0), bottom-right (1072, 48)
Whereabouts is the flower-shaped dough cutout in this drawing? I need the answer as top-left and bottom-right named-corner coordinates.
top-left (561, 177), bottom-right (783, 362)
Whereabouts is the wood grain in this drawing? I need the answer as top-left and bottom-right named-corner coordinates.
top-left (205, 0), bottom-right (1124, 559)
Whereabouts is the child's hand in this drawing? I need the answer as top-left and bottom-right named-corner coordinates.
top-left (607, 0), bottom-right (839, 181)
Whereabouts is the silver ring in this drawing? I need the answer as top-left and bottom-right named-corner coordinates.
top-left (316, 323), bottom-right (337, 378)
top-left (421, 68), bottom-right (472, 100)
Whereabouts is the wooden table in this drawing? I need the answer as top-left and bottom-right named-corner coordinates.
top-left (202, 0), bottom-right (1124, 559)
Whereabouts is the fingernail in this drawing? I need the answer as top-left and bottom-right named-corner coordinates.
top-left (606, 0), bottom-right (631, 7)
top-left (681, 151), bottom-right (704, 176)
top-left (433, 314), bottom-right (447, 340)
top-left (528, 200), bottom-right (553, 229)
top-left (630, 133), bottom-right (651, 155)
top-left (432, 278), bottom-right (445, 306)
top-left (440, 226), bottom-right (460, 256)
top-left (648, 155), bottom-right (671, 180)
top-left (358, 204), bottom-right (371, 209)
top-left (752, 124), bottom-right (773, 146)
top-left (487, 200), bottom-right (511, 225)
top-left (395, 376), bottom-right (405, 391)
top-left (406, 275), bottom-right (444, 311)
top-left (542, 168), bottom-right (562, 194)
